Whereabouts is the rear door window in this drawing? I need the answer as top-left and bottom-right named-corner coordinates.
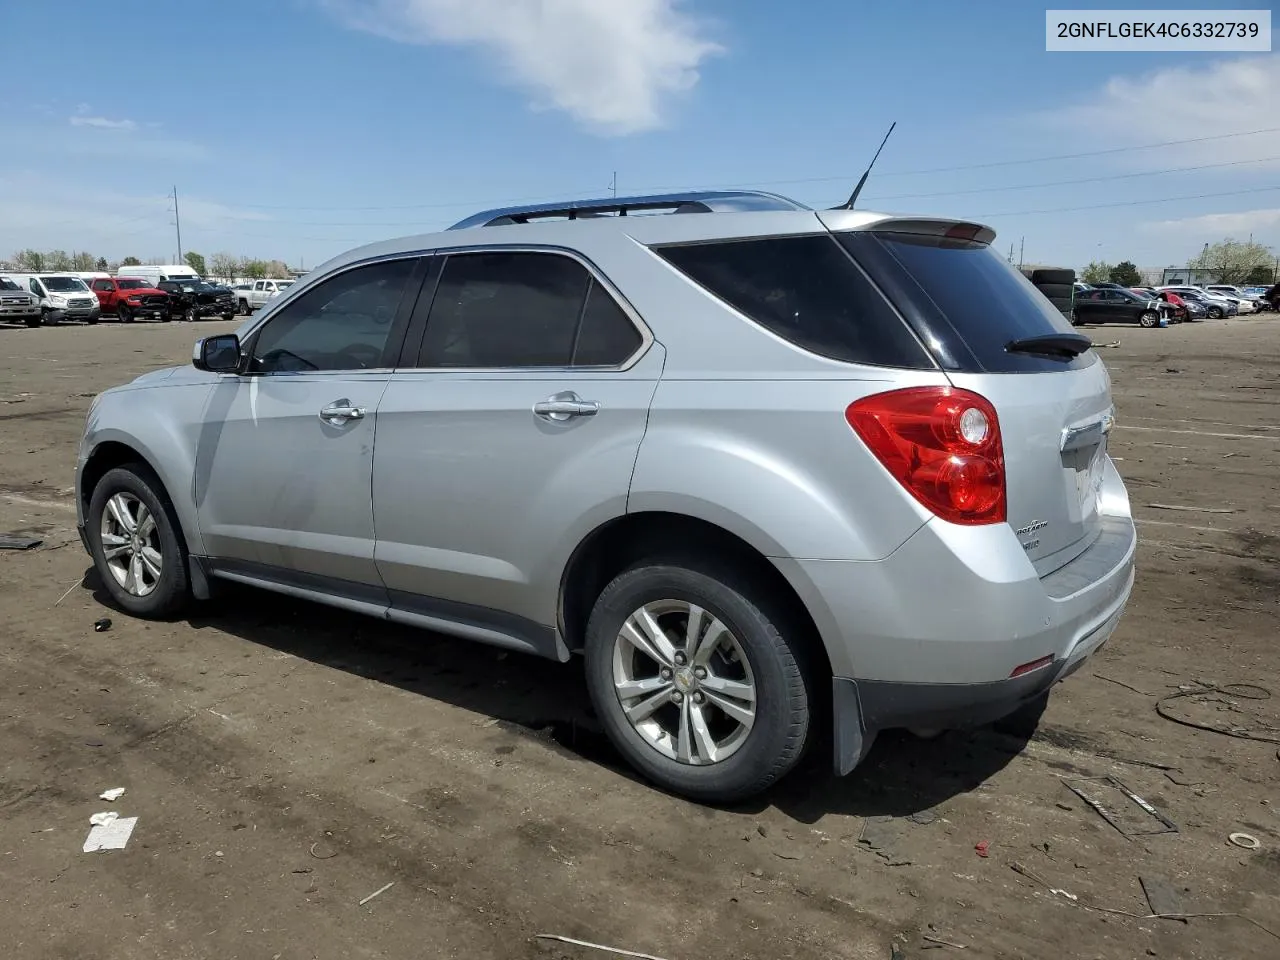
top-left (838, 231), bottom-right (1096, 373)
top-left (654, 235), bottom-right (931, 368)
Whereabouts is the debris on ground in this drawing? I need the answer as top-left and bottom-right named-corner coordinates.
top-left (93, 618), bottom-right (112, 633)
top-left (1147, 503), bottom-right (1236, 514)
top-left (98, 787), bottom-right (125, 802)
top-left (908, 809), bottom-right (939, 825)
top-left (83, 812), bottom-right (137, 852)
top-left (1156, 682), bottom-right (1280, 744)
top-left (358, 881), bottom-right (395, 906)
top-left (0, 535), bottom-right (43, 550)
top-left (1061, 775), bottom-right (1178, 837)
top-left (534, 934), bottom-right (671, 960)
top-left (309, 841), bottom-right (338, 859)
top-left (1140, 875), bottom-right (1187, 923)
top-left (973, 841), bottom-right (989, 858)
top-left (858, 817), bottom-right (912, 866)
top-left (1228, 832), bottom-right (1260, 850)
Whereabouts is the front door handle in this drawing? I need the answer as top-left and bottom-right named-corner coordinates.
top-left (319, 399), bottom-right (366, 426)
top-left (533, 391), bottom-right (600, 422)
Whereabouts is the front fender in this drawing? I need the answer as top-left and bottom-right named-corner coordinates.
top-left (81, 382), bottom-right (216, 556)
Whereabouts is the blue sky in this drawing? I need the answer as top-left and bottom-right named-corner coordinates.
top-left (1, 0), bottom-right (1276, 273)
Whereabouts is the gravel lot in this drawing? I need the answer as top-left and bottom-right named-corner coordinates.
top-left (1, 314), bottom-right (1278, 960)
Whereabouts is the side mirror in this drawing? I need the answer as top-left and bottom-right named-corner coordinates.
top-left (193, 334), bottom-right (241, 373)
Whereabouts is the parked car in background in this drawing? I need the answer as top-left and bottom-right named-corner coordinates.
top-left (1153, 290), bottom-right (1205, 323)
top-left (1204, 285), bottom-right (1267, 312)
top-left (1157, 286), bottom-right (1236, 319)
top-left (156, 278), bottom-right (237, 321)
top-left (89, 276), bottom-right (171, 322)
top-left (75, 189), bottom-right (1136, 803)
top-left (3, 273), bottom-right (101, 324)
top-left (235, 278), bottom-right (295, 314)
top-left (1072, 287), bottom-right (1173, 327)
top-left (0, 276), bottom-right (41, 326)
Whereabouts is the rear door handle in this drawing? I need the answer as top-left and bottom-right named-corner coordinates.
top-left (319, 399), bottom-right (366, 426)
top-left (533, 391), bottom-right (600, 422)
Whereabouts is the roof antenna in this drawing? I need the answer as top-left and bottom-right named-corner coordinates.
top-left (838, 121), bottom-right (896, 210)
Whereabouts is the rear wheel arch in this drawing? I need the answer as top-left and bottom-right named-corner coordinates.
top-left (557, 511), bottom-right (832, 682)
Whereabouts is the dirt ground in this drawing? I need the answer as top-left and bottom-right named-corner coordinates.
top-left (1, 313), bottom-right (1278, 960)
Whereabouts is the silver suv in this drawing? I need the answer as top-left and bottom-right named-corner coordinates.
top-left (76, 191), bottom-right (1136, 802)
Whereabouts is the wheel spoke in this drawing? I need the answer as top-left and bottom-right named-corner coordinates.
top-left (676, 698), bottom-right (693, 763)
top-left (700, 674), bottom-right (756, 703)
top-left (689, 703), bottom-right (719, 763)
top-left (620, 607), bottom-right (676, 668)
top-left (137, 512), bottom-right (156, 540)
top-left (107, 495), bottom-right (135, 533)
top-left (704, 688), bottom-right (755, 728)
top-left (622, 685), bottom-right (673, 723)
top-left (125, 553), bottom-right (142, 594)
top-left (135, 503), bottom-right (152, 537)
top-left (140, 546), bottom-right (163, 581)
top-left (691, 614), bottom-right (730, 667)
top-left (103, 543), bottom-right (132, 561)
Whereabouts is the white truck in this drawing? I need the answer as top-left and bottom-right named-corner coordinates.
top-left (233, 278), bottom-right (295, 315)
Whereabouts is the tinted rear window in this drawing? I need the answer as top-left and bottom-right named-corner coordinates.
top-left (655, 235), bottom-right (932, 368)
top-left (838, 232), bottom-right (1095, 373)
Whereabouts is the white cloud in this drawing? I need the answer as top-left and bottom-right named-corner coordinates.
top-left (1146, 207), bottom-right (1280, 236)
top-left (70, 115), bottom-right (139, 131)
top-left (1051, 53), bottom-right (1280, 166)
top-left (321, 0), bottom-right (722, 134)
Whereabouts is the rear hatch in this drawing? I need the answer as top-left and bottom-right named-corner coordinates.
top-left (829, 217), bottom-right (1112, 575)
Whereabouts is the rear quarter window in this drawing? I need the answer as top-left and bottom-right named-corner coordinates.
top-left (838, 231), bottom-right (1095, 373)
top-left (654, 235), bottom-right (932, 368)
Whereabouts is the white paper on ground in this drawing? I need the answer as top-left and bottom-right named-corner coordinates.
top-left (84, 815), bottom-right (137, 852)
top-left (99, 787), bottom-right (125, 802)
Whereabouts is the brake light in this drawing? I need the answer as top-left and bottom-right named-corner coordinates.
top-left (845, 386), bottom-right (1006, 525)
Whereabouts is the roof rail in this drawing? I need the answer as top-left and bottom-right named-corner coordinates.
top-left (447, 190), bottom-right (809, 230)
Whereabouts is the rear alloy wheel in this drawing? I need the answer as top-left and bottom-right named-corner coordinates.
top-left (585, 560), bottom-right (812, 803)
top-left (1138, 310), bottom-right (1159, 328)
top-left (117, 305), bottom-right (133, 324)
top-left (88, 464), bottom-right (190, 617)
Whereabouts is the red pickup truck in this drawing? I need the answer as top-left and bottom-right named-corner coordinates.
top-left (88, 277), bottom-right (170, 323)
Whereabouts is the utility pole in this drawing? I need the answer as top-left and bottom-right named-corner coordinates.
top-left (610, 171), bottom-right (617, 198)
top-left (171, 185), bottom-right (183, 265)
top-left (1018, 236), bottom-right (1025, 270)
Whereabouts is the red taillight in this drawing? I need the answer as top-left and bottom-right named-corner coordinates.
top-left (1010, 655), bottom-right (1054, 678)
top-left (845, 386), bottom-right (1006, 525)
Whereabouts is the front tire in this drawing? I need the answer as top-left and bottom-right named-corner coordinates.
top-left (117, 305), bottom-right (132, 324)
top-left (87, 464), bottom-right (190, 618)
top-left (1138, 310), bottom-right (1158, 328)
top-left (222, 313), bottom-right (235, 322)
top-left (1209, 306), bottom-right (1224, 319)
top-left (184, 307), bottom-right (197, 323)
top-left (584, 559), bottom-right (813, 803)
top-left (24, 315), bottom-right (40, 328)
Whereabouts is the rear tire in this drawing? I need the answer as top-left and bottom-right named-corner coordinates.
top-left (238, 298), bottom-right (250, 316)
top-left (1031, 268), bottom-right (1075, 285)
top-left (584, 558), bottom-right (814, 804)
top-left (87, 464), bottom-right (190, 618)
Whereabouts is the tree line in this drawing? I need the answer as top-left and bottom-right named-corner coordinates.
top-left (8, 249), bottom-right (294, 280)
top-left (1080, 239), bottom-right (1277, 287)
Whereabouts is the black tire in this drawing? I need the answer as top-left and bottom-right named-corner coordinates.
top-left (1036, 282), bottom-right (1074, 300)
top-left (184, 307), bottom-right (197, 323)
top-left (584, 558), bottom-right (814, 803)
top-left (40, 307), bottom-right (55, 326)
top-left (222, 313), bottom-right (235, 322)
top-left (117, 305), bottom-right (132, 324)
top-left (1031, 268), bottom-right (1075, 285)
top-left (238, 298), bottom-right (250, 316)
top-left (1138, 310), bottom-right (1159, 328)
top-left (1068, 309), bottom-right (1080, 326)
top-left (24, 315), bottom-right (41, 328)
top-left (161, 313), bottom-right (172, 322)
top-left (86, 314), bottom-right (99, 325)
top-left (86, 463), bottom-right (190, 618)
top-left (1208, 306), bottom-right (1223, 319)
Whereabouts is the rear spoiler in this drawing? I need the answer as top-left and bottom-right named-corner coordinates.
top-left (818, 211), bottom-right (997, 246)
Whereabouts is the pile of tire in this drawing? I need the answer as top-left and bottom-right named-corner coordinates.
top-left (1023, 267), bottom-right (1076, 323)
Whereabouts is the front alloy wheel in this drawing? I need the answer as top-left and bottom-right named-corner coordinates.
top-left (1139, 310), bottom-right (1159, 328)
top-left (613, 600), bottom-right (757, 765)
top-left (100, 492), bottom-right (163, 597)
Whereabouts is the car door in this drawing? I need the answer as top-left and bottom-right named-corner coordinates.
top-left (91, 279), bottom-right (111, 309)
top-left (372, 250), bottom-right (662, 654)
top-left (1075, 290), bottom-right (1107, 323)
top-left (193, 255), bottom-right (425, 599)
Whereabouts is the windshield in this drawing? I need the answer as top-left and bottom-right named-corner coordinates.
top-left (118, 279), bottom-right (149, 290)
top-left (0, 278), bottom-right (19, 291)
top-left (41, 277), bottom-right (89, 292)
